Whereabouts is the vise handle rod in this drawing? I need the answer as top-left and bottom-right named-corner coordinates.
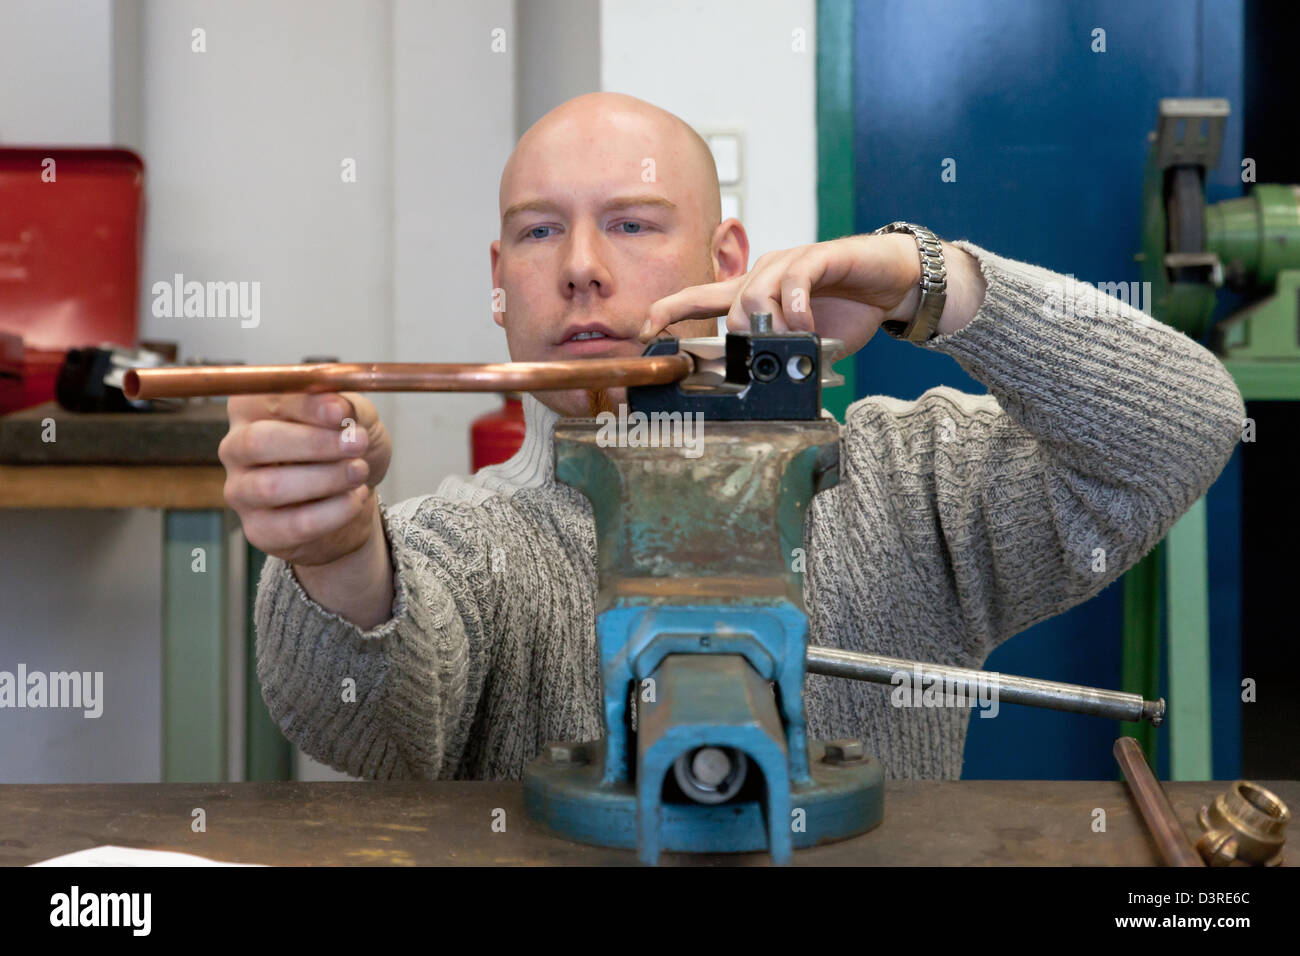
top-left (805, 645), bottom-right (1165, 725)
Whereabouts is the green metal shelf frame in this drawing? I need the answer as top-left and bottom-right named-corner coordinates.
top-left (162, 510), bottom-right (292, 782)
top-left (817, 0), bottom-right (858, 422)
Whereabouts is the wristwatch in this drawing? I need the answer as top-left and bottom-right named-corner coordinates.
top-left (873, 221), bottom-right (947, 342)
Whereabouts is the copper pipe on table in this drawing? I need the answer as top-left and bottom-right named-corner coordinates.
top-left (123, 354), bottom-right (695, 400)
top-left (1114, 736), bottom-right (1204, 867)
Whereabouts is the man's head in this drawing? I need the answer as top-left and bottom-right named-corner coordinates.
top-left (491, 92), bottom-right (748, 417)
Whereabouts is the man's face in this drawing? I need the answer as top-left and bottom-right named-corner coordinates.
top-left (491, 102), bottom-right (732, 417)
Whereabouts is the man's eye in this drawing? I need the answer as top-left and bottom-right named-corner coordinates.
top-left (528, 225), bottom-right (555, 240)
top-left (615, 221), bottom-right (643, 234)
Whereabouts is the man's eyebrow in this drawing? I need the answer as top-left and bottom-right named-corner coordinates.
top-left (501, 199), bottom-right (560, 224)
top-left (501, 194), bottom-right (677, 225)
top-left (600, 195), bottom-right (677, 213)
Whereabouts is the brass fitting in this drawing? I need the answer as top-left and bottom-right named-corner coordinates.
top-left (1196, 780), bottom-right (1290, 867)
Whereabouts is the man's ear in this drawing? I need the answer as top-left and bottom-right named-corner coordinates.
top-left (711, 219), bottom-right (750, 281)
top-left (490, 239), bottom-right (506, 329)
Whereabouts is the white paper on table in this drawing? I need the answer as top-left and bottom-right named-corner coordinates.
top-left (29, 845), bottom-right (264, 867)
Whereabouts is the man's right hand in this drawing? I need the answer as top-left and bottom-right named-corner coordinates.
top-left (220, 391), bottom-right (391, 566)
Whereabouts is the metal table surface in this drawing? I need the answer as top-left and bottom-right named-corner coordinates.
top-left (4, 779), bottom-right (1296, 866)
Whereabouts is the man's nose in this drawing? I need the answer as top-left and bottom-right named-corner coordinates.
top-left (561, 223), bottom-right (613, 298)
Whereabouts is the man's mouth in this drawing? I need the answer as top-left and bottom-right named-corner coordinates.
top-left (557, 322), bottom-right (632, 349)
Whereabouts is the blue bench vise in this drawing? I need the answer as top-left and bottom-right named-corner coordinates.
top-left (523, 317), bottom-right (884, 864)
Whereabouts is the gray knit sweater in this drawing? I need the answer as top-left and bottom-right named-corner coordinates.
top-left (253, 240), bottom-right (1244, 781)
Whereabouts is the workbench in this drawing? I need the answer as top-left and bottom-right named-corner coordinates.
top-left (5, 779), bottom-right (1296, 866)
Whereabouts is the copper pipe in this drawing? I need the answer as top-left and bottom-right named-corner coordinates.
top-left (1114, 736), bottom-right (1204, 867)
top-left (124, 355), bottom-right (694, 400)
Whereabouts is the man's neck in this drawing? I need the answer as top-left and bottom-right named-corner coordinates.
top-left (433, 393), bottom-right (559, 504)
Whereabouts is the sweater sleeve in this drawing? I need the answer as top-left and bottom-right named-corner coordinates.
top-left (831, 240), bottom-right (1244, 660)
top-left (252, 497), bottom-right (494, 780)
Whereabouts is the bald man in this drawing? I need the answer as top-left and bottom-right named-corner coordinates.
top-left (227, 93), bottom-right (1243, 781)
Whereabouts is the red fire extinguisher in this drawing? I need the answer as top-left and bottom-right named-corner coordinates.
top-left (470, 392), bottom-right (526, 472)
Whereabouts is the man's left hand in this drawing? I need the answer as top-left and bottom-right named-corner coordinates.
top-left (640, 233), bottom-right (984, 355)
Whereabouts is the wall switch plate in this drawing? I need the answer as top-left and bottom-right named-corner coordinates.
top-left (720, 190), bottom-right (742, 222)
top-left (705, 131), bottom-right (743, 186)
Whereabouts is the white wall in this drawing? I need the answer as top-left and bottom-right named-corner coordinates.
top-left (516, 0), bottom-right (600, 136)
top-left (137, 0), bottom-right (396, 373)
top-left (0, 512), bottom-right (167, 782)
top-left (388, 0), bottom-right (515, 507)
top-left (0, 0), bottom-right (113, 143)
top-left (0, 0), bottom-right (166, 783)
top-left (600, 0), bottom-right (818, 260)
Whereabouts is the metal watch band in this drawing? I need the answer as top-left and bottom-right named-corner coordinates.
top-left (873, 221), bottom-right (947, 342)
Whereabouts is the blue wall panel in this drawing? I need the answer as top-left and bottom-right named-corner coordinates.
top-left (847, 0), bottom-right (1244, 777)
